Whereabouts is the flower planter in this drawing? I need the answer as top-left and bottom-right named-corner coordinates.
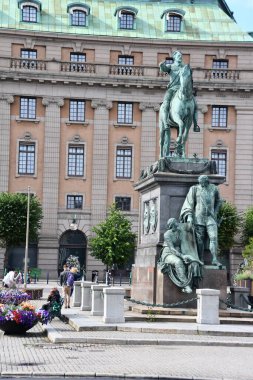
top-left (21, 288), bottom-right (43, 300)
top-left (0, 320), bottom-right (38, 335)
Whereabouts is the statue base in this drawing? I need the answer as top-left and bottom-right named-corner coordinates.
top-left (131, 169), bottom-right (226, 309)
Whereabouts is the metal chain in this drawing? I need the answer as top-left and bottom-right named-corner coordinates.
top-left (219, 298), bottom-right (252, 313)
top-left (128, 297), bottom-right (197, 308)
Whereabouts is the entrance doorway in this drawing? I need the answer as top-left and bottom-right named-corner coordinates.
top-left (58, 230), bottom-right (87, 275)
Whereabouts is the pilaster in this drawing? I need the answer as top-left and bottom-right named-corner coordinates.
top-left (0, 94), bottom-right (14, 192)
top-left (90, 99), bottom-right (112, 224)
top-left (188, 105), bottom-right (207, 158)
top-left (234, 106), bottom-right (253, 210)
top-left (139, 103), bottom-right (159, 170)
top-left (41, 97), bottom-right (64, 235)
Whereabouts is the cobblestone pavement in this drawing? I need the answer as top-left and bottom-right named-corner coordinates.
top-left (1, 322), bottom-right (253, 379)
top-left (1, 283), bottom-right (253, 379)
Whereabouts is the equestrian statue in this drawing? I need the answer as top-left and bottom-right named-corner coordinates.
top-left (159, 50), bottom-right (200, 158)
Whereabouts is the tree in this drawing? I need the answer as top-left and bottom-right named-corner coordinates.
top-left (241, 206), bottom-right (253, 246)
top-left (89, 204), bottom-right (136, 269)
top-left (0, 192), bottom-right (43, 247)
top-left (218, 201), bottom-right (241, 254)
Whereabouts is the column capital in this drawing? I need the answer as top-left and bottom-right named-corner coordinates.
top-left (42, 97), bottom-right (64, 107)
top-left (198, 105), bottom-right (208, 114)
top-left (0, 94), bottom-right (14, 104)
top-left (139, 102), bottom-right (160, 112)
top-left (91, 99), bottom-right (113, 110)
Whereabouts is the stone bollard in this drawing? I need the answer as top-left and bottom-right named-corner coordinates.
top-left (91, 284), bottom-right (109, 316)
top-left (80, 281), bottom-right (93, 311)
top-left (72, 281), bottom-right (82, 307)
top-left (103, 287), bottom-right (125, 323)
top-left (197, 288), bottom-right (220, 325)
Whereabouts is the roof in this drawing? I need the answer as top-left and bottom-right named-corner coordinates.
top-left (0, 0), bottom-right (252, 42)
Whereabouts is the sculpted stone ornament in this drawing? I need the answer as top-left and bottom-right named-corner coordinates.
top-left (159, 50), bottom-right (200, 158)
top-left (143, 202), bottom-right (150, 235)
top-left (180, 175), bottom-right (222, 268)
top-left (158, 218), bottom-right (203, 293)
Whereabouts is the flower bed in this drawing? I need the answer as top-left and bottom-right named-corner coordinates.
top-left (0, 290), bottom-right (49, 335)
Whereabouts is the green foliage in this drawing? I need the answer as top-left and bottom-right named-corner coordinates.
top-left (89, 204), bottom-right (136, 268)
top-left (29, 267), bottom-right (42, 279)
top-left (0, 192), bottom-right (43, 247)
top-left (241, 206), bottom-right (253, 246)
top-left (218, 201), bottom-right (241, 254)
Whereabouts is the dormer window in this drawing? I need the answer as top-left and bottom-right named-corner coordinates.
top-left (161, 9), bottom-right (185, 33)
top-left (18, 0), bottom-right (41, 23)
top-left (114, 6), bottom-right (138, 30)
top-left (67, 3), bottom-right (90, 27)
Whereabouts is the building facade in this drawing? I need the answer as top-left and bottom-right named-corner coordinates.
top-left (0, 0), bottom-right (252, 279)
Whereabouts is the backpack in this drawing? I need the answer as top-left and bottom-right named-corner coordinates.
top-left (66, 272), bottom-right (74, 287)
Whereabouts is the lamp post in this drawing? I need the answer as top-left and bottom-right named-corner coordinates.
top-left (24, 186), bottom-right (30, 289)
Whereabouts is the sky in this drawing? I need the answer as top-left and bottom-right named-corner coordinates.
top-left (225, 0), bottom-right (253, 32)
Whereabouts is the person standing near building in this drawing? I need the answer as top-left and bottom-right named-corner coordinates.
top-left (3, 269), bottom-right (21, 288)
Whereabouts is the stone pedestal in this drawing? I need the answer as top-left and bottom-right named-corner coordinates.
top-left (73, 281), bottom-right (82, 307)
top-left (80, 281), bottom-right (93, 311)
top-left (103, 287), bottom-right (125, 323)
top-left (91, 284), bottom-right (109, 316)
top-left (197, 289), bottom-right (220, 324)
top-left (230, 286), bottom-right (250, 309)
top-left (131, 170), bottom-right (225, 306)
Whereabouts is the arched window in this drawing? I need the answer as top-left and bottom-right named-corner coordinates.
top-left (18, 0), bottom-right (41, 23)
top-left (161, 8), bottom-right (185, 33)
top-left (67, 3), bottom-right (90, 27)
top-left (114, 6), bottom-right (138, 30)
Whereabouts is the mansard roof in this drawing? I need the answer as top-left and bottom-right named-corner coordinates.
top-left (0, 0), bottom-right (251, 42)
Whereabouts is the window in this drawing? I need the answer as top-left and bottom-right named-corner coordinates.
top-left (71, 10), bottom-right (86, 26)
top-left (68, 145), bottom-right (84, 176)
top-left (165, 57), bottom-right (174, 64)
top-left (211, 150), bottom-right (227, 177)
top-left (117, 103), bottom-right (133, 124)
top-left (18, 143), bottom-right (35, 175)
top-left (21, 49), bottom-right (37, 69)
top-left (120, 12), bottom-right (134, 29)
top-left (22, 5), bottom-right (37, 22)
top-left (161, 9), bottom-right (185, 32)
top-left (20, 97), bottom-right (36, 119)
top-left (212, 60), bottom-right (229, 69)
top-left (69, 100), bottom-right (85, 122)
top-left (67, 195), bottom-right (83, 209)
top-left (116, 147), bottom-right (132, 178)
top-left (212, 106), bottom-right (228, 128)
top-left (118, 56), bottom-right (134, 65)
top-left (115, 6), bottom-right (138, 30)
top-left (70, 53), bottom-right (86, 72)
top-left (115, 196), bottom-right (131, 211)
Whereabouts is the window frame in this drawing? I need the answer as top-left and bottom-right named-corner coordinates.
top-left (66, 194), bottom-right (84, 210)
top-left (119, 11), bottom-right (135, 30)
top-left (212, 59), bottom-right (229, 69)
top-left (67, 143), bottom-right (85, 178)
top-left (115, 196), bottom-right (131, 211)
top-left (70, 53), bottom-right (86, 72)
top-left (115, 146), bottom-right (133, 179)
top-left (210, 149), bottom-right (228, 180)
top-left (20, 97), bottom-right (36, 119)
top-left (166, 14), bottom-right (182, 32)
top-left (211, 106), bottom-right (228, 128)
top-left (21, 5), bottom-right (38, 23)
top-left (17, 140), bottom-right (37, 176)
top-left (67, 4), bottom-right (90, 27)
top-left (69, 99), bottom-right (85, 122)
top-left (117, 102), bottom-right (133, 124)
top-left (71, 9), bottom-right (87, 26)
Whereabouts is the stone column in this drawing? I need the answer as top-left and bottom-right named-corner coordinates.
top-left (80, 281), bottom-right (93, 311)
top-left (91, 284), bottom-right (109, 316)
top-left (72, 281), bottom-right (82, 307)
top-left (139, 103), bottom-right (159, 170)
top-left (196, 288), bottom-right (220, 325)
top-left (188, 105), bottom-right (207, 158)
top-left (90, 99), bottom-right (112, 224)
top-left (38, 97), bottom-right (64, 277)
top-left (0, 95), bottom-right (14, 192)
top-left (234, 107), bottom-right (253, 210)
top-left (103, 287), bottom-right (125, 323)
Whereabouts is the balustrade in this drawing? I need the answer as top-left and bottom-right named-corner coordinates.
top-left (10, 58), bottom-right (47, 70)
